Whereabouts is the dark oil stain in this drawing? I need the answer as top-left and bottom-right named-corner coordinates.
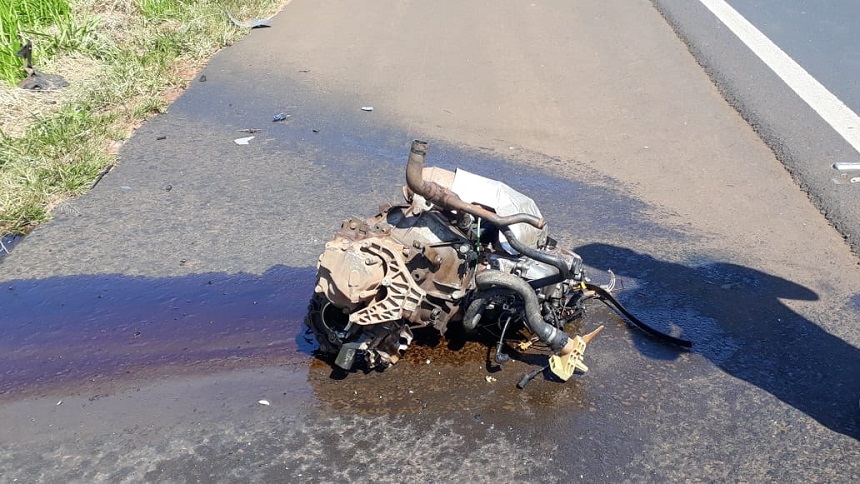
top-left (0, 265), bottom-right (316, 400)
top-left (171, 74), bottom-right (685, 245)
top-left (304, 129), bottom-right (681, 242)
top-left (851, 294), bottom-right (860, 312)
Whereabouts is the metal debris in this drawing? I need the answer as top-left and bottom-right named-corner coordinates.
top-left (16, 40), bottom-right (68, 91)
top-left (226, 10), bottom-right (273, 29)
top-left (306, 139), bottom-right (689, 388)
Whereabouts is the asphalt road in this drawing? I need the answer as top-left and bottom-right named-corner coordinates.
top-left (1, 0), bottom-right (859, 481)
top-left (654, 0), bottom-right (860, 254)
top-left (728, 0), bottom-right (860, 113)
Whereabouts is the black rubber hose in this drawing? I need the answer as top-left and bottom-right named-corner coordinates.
top-left (517, 366), bottom-right (547, 389)
top-left (462, 288), bottom-right (509, 331)
top-left (500, 227), bottom-right (571, 280)
top-left (475, 270), bottom-right (570, 352)
top-left (462, 297), bottom-right (486, 331)
top-left (527, 273), bottom-right (565, 290)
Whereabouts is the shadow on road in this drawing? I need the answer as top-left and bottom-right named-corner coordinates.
top-left (0, 265), bottom-right (317, 400)
top-left (576, 243), bottom-right (860, 440)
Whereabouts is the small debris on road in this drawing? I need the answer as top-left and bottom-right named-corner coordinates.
top-left (226, 10), bottom-right (272, 29)
top-left (272, 113), bottom-right (290, 122)
top-left (258, 399), bottom-right (270, 406)
top-left (56, 400), bottom-right (62, 406)
top-left (485, 375), bottom-right (497, 383)
top-left (164, 184), bottom-right (173, 192)
top-left (120, 186), bottom-right (131, 190)
top-left (234, 136), bottom-right (254, 145)
top-left (91, 164), bottom-right (115, 189)
top-left (156, 136), bottom-right (167, 140)
top-left (199, 75), bottom-right (207, 82)
top-left (361, 106), bottom-right (374, 112)
top-left (833, 162), bottom-right (860, 171)
top-left (831, 174), bottom-right (860, 185)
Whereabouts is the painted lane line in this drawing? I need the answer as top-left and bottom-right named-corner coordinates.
top-left (698, 0), bottom-right (860, 156)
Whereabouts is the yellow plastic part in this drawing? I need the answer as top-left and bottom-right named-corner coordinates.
top-left (549, 325), bottom-right (604, 382)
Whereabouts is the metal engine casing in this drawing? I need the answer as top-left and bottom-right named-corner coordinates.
top-left (310, 162), bottom-right (584, 369)
top-left (314, 203), bottom-right (475, 335)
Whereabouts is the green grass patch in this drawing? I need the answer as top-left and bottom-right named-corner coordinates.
top-left (0, 0), bottom-right (285, 235)
top-left (0, 0), bottom-right (73, 83)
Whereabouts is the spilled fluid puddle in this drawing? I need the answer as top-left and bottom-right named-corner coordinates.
top-left (0, 265), bottom-right (317, 400)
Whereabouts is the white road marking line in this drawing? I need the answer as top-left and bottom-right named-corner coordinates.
top-left (698, 0), bottom-right (860, 156)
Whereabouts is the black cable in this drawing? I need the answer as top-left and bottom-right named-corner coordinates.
top-left (494, 315), bottom-right (512, 364)
top-left (584, 283), bottom-right (692, 348)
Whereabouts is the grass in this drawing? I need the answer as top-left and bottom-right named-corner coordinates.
top-left (0, 0), bottom-right (286, 236)
top-left (0, 0), bottom-right (73, 83)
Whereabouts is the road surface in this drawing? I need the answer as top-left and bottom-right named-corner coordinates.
top-left (655, 0), bottom-right (860, 253)
top-left (1, 0), bottom-right (858, 481)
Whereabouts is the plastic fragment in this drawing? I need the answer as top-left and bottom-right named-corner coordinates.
top-left (258, 399), bottom-right (270, 406)
top-left (361, 106), bottom-right (374, 112)
top-left (234, 136), bottom-right (254, 145)
top-left (485, 375), bottom-right (497, 383)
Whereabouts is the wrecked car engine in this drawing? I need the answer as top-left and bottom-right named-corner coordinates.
top-left (307, 140), bottom-right (689, 386)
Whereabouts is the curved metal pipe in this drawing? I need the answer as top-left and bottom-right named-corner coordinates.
top-left (475, 270), bottom-right (572, 353)
top-left (406, 140), bottom-right (546, 229)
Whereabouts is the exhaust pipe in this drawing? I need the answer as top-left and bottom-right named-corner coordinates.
top-left (406, 140), bottom-right (546, 230)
